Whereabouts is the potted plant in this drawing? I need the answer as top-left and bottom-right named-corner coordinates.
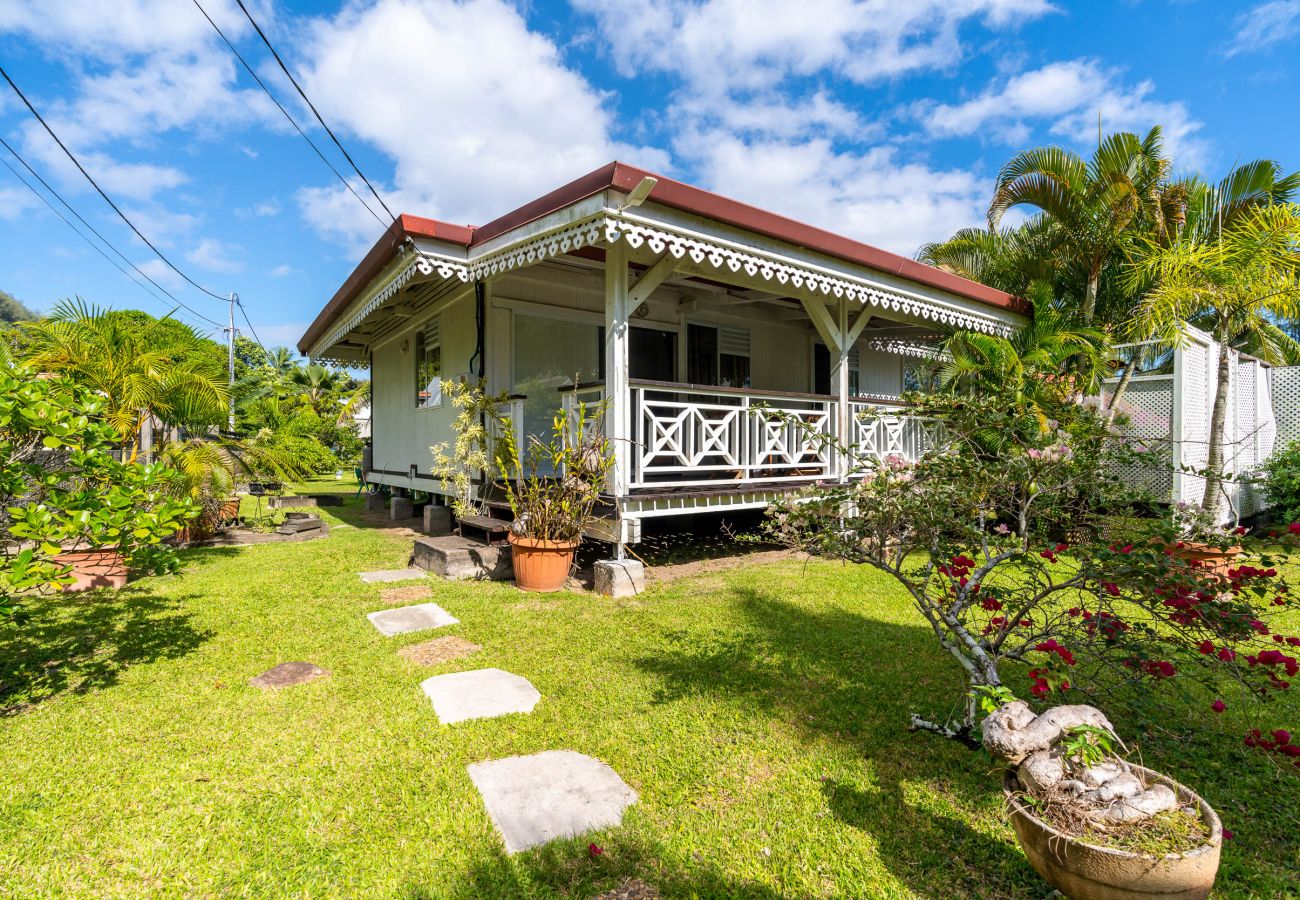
top-left (493, 391), bottom-right (613, 592)
top-left (984, 698), bottom-right (1223, 899)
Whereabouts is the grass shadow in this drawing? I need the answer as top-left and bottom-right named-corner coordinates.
top-left (0, 584), bottom-right (211, 716)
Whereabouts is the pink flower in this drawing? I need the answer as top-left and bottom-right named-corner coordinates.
top-left (1198, 640), bottom-right (1215, 656)
top-left (1211, 699), bottom-right (1226, 713)
top-left (1274, 729), bottom-right (1293, 745)
top-left (994, 523), bottom-right (1011, 535)
top-left (1223, 830), bottom-right (1234, 840)
top-left (1101, 581), bottom-right (1120, 597)
top-left (1218, 648), bottom-right (1237, 663)
top-left (588, 843), bottom-right (604, 858)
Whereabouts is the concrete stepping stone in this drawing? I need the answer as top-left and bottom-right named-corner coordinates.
top-left (367, 602), bottom-right (458, 636)
top-left (399, 635), bottom-right (481, 666)
top-left (358, 568), bottom-right (427, 584)
top-left (250, 661), bottom-right (329, 689)
top-left (467, 750), bottom-right (638, 853)
top-left (421, 668), bottom-right (539, 724)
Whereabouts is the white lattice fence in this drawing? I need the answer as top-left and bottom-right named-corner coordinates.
top-left (1274, 367), bottom-right (1300, 450)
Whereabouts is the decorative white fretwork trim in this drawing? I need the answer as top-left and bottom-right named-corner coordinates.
top-left (312, 212), bottom-right (1015, 358)
top-left (602, 217), bottom-right (1013, 337)
top-left (863, 338), bottom-right (948, 361)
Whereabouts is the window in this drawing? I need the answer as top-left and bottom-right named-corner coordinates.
top-left (415, 317), bottom-right (441, 408)
top-left (687, 323), bottom-right (751, 387)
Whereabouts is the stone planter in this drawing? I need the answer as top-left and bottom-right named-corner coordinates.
top-left (52, 548), bottom-right (128, 592)
top-left (1004, 765), bottom-right (1222, 899)
top-left (507, 534), bottom-right (577, 592)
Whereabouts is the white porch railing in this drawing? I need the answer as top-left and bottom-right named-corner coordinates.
top-left (544, 380), bottom-right (935, 491)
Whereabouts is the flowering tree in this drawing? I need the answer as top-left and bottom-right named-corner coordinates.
top-left (762, 388), bottom-right (1299, 767)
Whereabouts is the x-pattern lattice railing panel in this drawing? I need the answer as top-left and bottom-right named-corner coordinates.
top-left (633, 387), bottom-right (835, 487)
top-left (848, 402), bottom-right (941, 467)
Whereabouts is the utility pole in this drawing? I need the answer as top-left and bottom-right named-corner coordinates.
top-left (226, 292), bottom-right (237, 432)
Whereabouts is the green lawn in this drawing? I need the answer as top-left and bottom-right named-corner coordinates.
top-left (0, 484), bottom-right (1296, 897)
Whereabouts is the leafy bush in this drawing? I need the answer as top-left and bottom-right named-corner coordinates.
top-left (1, 363), bottom-right (195, 615)
top-left (1262, 439), bottom-right (1300, 524)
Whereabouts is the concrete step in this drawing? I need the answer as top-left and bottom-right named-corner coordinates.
top-left (412, 535), bottom-right (513, 581)
top-left (458, 514), bottom-right (512, 546)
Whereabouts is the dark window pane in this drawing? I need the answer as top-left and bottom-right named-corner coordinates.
top-left (719, 353), bottom-right (750, 388)
top-left (687, 323), bottom-right (718, 385)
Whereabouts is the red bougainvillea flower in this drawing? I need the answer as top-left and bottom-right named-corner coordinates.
top-left (1290, 523), bottom-right (1300, 534)
top-left (1211, 699), bottom-right (1226, 713)
top-left (1218, 648), bottom-right (1237, 663)
top-left (1223, 830), bottom-right (1234, 840)
top-left (1235, 526), bottom-right (1248, 536)
top-left (1199, 640), bottom-right (1215, 655)
top-left (1273, 729), bottom-right (1292, 745)
top-left (1100, 581), bottom-right (1120, 597)
top-left (588, 843), bottom-right (604, 858)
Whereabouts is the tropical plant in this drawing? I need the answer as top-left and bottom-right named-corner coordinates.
top-left (941, 284), bottom-right (1109, 414)
top-left (918, 215), bottom-right (1059, 297)
top-left (1126, 203), bottom-right (1300, 518)
top-left (1, 362), bottom-right (194, 615)
top-left (493, 393), bottom-right (614, 544)
top-left (1262, 440), bottom-right (1300, 526)
top-left (16, 300), bottom-right (228, 457)
top-left (988, 127), bottom-right (1178, 325)
top-left (288, 363), bottom-right (351, 416)
top-left (760, 384), bottom-right (1300, 755)
top-left (430, 380), bottom-right (510, 520)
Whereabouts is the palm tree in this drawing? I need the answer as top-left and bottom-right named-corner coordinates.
top-left (267, 346), bottom-right (297, 377)
top-left (918, 215), bottom-right (1059, 296)
top-left (988, 127), bottom-right (1177, 324)
top-left (941, 284), bottom-right (1109, 412)
top-left (1126, 203), bottom-right (1300, 518)
top-left (18, 300), bottom-right (228, 458)
top-left (288, 363), bottom-right (350, 416)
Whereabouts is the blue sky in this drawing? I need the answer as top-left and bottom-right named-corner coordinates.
top-left (0, 0), bottom-right (1297, 349)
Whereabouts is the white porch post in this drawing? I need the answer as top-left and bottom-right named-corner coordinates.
top-left (605, 238), bottom-right (632, 521)
top-left (833, 296), bottom-right (851, 482)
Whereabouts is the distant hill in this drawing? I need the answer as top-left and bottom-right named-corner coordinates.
top-left (0, 290), bottom-right (39, 324)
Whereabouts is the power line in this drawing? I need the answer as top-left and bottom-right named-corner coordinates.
top-left (0, 63), bottom-right (229, 303)
top-left (233, 0), bottom-right (398, 224)
top-left (189, 0), bottom-right (388, 230)
top-left (0, 137), bottom-right (225, 329)
top-left (235, 297), bottom-right (269, 355)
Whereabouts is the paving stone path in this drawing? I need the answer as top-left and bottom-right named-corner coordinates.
top-left (358, 568), bottom-right (427, 584)
top-left (360, 571), bottom-right (638, 854)
top-left (421, 668), bottom-right (540, 724)
top-left (467, 750), bottom-right (639, 853)
top-left (249, 661), bottom-right (329, 689)
top-left (367, 602), bottom-right (458, 636)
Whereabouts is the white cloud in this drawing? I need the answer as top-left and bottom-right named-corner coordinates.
top-left (676, 128), bottom-right (991, 255)
top-left (238, 198), bottom-right (281, 219)
top-left (573, 0), bottom-right (1055, 95)
top-left (186, 237), bottom-right (244, 274)
top-left (1225, 1), bottom-right (1300, 56)
top-left (0, 183), bottom-right (41, 221)
top-left (268, 263), bottom-right (296, 277)
top-left (917, 60), bottom-right (1207, 166)
top-left (293, 0), bottom-right (669, 249)
top-left (135, 258), bottom-right (186, 291)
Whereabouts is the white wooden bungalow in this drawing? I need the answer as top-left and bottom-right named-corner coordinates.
top-left (298, 162), bottom-right (1029, 553)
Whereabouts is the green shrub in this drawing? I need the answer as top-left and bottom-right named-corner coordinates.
top-left (1262, 439), bottom-right (1300, 523)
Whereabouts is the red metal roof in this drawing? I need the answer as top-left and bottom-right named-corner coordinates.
top-left (299, 162), bottom-right (1025, 354)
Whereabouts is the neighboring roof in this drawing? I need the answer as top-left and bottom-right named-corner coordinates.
top-left (299, 162), bottom-right (1024, 355)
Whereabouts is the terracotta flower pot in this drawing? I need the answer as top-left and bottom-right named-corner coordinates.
top-left (1166, 541), bottom-right (1242, 576)
top-left (52, 548), bottom-right (128, 592)
top-left (507, 533), bottom-right (578, 592)
top-left (1004, 765), bottom-right (1222, 900)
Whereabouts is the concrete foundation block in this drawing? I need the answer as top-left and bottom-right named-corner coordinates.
top-left (391, 496), bottom-right (414, 519)
top-left (424, 504), bottom-right (453, 535)
top-left (365, 492), bottom-right (386, 512)
top-left (594, 559), bottom-right (645, 597)
top-left (412, 535), bottom-right (512, 580)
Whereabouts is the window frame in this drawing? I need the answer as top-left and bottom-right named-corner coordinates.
top-left (414, 316), bottom-right (443, 410)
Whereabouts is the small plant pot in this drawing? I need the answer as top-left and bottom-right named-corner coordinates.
top-left (507, 534), bottom-right (578, 592)
top-left (1004, 765), bottom-right (1222, 900)
top-left (52, 548), bottom-right (128, 592)
top-left (1165, 541), bottom-right (1242, 576)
